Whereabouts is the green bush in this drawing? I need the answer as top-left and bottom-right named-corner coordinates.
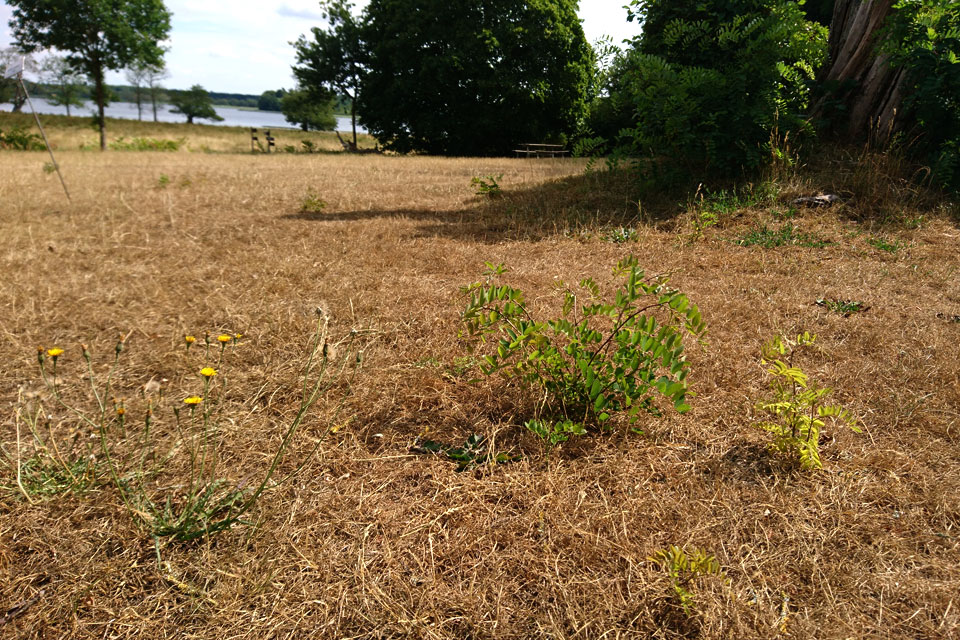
top-left (460, 257), bottom-right (706, 439)
top-left (883, 0), bottom-right (960, 191)
top-left (609, 0), bottom-right (827, 181)
top-left (0, 126), bottom-right (45, 151)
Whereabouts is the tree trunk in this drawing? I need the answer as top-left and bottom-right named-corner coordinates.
top-left (814, 0), bottom-right (906, 142)
top-left (93, 66), bottom-right (107, 151)
top-left (350, 98), bottom-right (357, 149)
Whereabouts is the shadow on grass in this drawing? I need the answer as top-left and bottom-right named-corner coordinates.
top-left (282, 169), bottom-right (687, 243)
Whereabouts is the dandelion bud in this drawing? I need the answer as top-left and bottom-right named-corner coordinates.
top-left (81, 343), bottom-right (90, 359)
top-left (115, 339), bottom-right (124, 356)
top-left (37, 347), bottom-right (45, 365)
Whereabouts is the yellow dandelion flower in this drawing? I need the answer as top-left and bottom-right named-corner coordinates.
top-left (183, 396), bottom-right (203, 405)
top-left (200, 367), bottom-right (217, 378)
top-left (47, 347), bottom-right (64, 358)
top-left (217, 334), bottom-right (232, 344)
top-left (116, 407), bottom-right (126, 416)
top-left (184, 335), bottom-right (196, 344)
top-left (234, 333), bottom-right (243, 340)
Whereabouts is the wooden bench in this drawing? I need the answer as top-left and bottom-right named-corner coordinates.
top-left (513, 143), bottom-right (570, 158)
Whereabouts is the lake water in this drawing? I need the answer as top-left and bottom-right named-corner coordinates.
top-left (0, 97), bottom-right (365, 133)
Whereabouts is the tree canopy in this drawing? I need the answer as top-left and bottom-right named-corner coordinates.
top-left (7, 0), bottom-right (171, 150)
top-left (169, 84), bottom-right (223, 124)
top-left (281, 88), bottom-right (337, 131)
top-left (293, 0), bottom-right (366, 148)
top-left (294, 0), bottom-right (593, 156)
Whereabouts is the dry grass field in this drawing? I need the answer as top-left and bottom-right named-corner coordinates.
top-left (1, 116), bottom-right (960, 638)
top-left (0, 110), bottom-right (376, 153)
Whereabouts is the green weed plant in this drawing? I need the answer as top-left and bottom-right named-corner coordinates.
top-left (650, 545), bottom-right (724, 616)
top-left (461, 257), bottom-right (706, 447)
top-left (756, 332), bottom-right (859, 469)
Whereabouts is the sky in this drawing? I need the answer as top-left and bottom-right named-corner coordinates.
top-left (0, 1), bottom-right (639, 96)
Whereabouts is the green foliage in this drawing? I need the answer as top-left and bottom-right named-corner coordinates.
top-left (8, 0), bottom-right (171, 148)
top-left (735, 222), bottom-right (829, 248)
top-left (258, 89), bottom-right (285, 111)
top-left (471, 174), bottom-right (503, 198)
top-left (170, 85), bottom-right (224, 125)
top-left (883, 0), bottom-right (960, 191)
top-left (867, 235), bottom-right (906, 253)
top-left (109, 136), bottom-right (182, 151)
top-left (524, 418), bottom-right (585, 454)
top-left (461, 258), bottom-right (706, 436)
top-left (0, 125), bottom-right (44, 150)
top-left (610, 0), bottom-right (827, 180)
top-left (300, 189), bottom-right (327, 213)
top-left (355, 0), bottom-right (593, 156)
top-left (293, 0), bottom-right (365, 147)
top-left (756, 333), bottom-right (859, 470)
top-left (603, 226), bottom-right (639, 244)
top-left (650, 545), bottom-right (724, 616)
top-left (411, 434), bottom-right (518, 472)
top-left (281, 88), bottom-right (337, 132)
top-left (816, 298), bottom-right (868, 316)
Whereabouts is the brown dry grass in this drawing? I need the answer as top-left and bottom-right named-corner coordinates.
top-left (1, 136), bottom-right (959, 639)
top-left (0, 111), bottom-right (376, 153)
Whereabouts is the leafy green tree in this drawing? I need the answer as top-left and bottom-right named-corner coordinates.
top-left (7, 0), bottom-right (171, 150)
top-left (258, 89), bottom-right (285, 112)
top-left (355, 0), bottom-right (593, 155)
top-left (883, 0), bottom-right (960, 190)
top-left (293, 0), bottom-right (366, 149)
top-left (610, 0), bottom-right (827, 179)
top-left (41, 55), bottom-right (86, 116)
top-left (169, 85), bottom-right (224, 124)
top-left (281, 88), bottom-right (337, 131)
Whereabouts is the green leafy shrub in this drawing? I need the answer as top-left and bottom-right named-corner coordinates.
top-left (410, 434), bottom-right (518, 472)
top-left (883, 0), bottom-right (960, 191)
top-left (736, 222), bottom-right (829, 248)
top-left (650, 545), bottom-right (725, 616)
top-left (815, 298), bottom-right (868, 316)
top-left (611, 0), bottom-right (827, 180)
top-left (0, 125), bottom-right (44, 150)
top-left (756, 332), bottom-right (859, 469)
top-left (300, 189), bottom-right (327, 213)
top-left (471, 174), bottom-right (503, 198)
top-left (460, 258), bottom-right (706, 437)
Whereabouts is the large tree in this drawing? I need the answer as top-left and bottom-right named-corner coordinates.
top-left (281, 88), bottom-right (336, 131)
top-left (7, 0), bottom-right (171, 150)
top-left (169, 84), bottom-right (223, 124)
top-left (292, 0), bottom-right (366, 150)
top-left (353, 0), bottom-right (592, 156)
